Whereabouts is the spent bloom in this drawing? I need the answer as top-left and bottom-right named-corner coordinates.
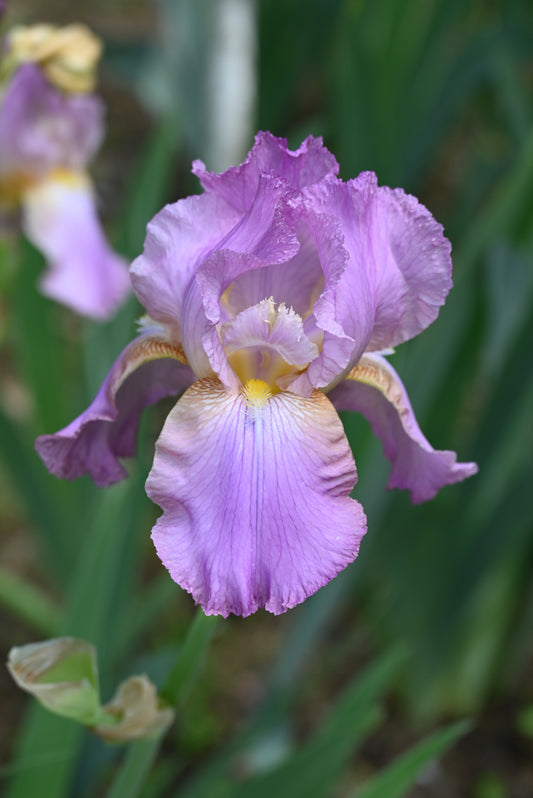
top-left (0, 24), bottom-right (129, 318)
top-left (7, 637), bottom-right (173, 740)
top-left (36, 133), bottom-right (477, 616)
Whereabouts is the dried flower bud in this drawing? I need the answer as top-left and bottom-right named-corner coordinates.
top-left (7, 637), bottom-right (103, 725)
top-left (94, 675), bottom-right (174, 743)
top-left (6, 24), bottom-right (102, 93)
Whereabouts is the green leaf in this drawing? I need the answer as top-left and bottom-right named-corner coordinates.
top-left (180, 649), bottom-right (402, 798)
top-left (0, 566), bottom-right (60, 636)
top-left (106, 610), bottom-right (217, 798)
top-left (353, 720), bottom-right (470, 798)
top-left (115, 118), bottom-right (180, 261)
top-left (105, 737), bottom-right (162, 798)
top-left (0, 405), bottom-right (75, 582)
top-left (11, 239), bottom-right (69, 434)
top-left (159, 611), bottom-right (219, 708)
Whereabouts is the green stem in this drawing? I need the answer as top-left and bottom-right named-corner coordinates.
top-left (107, 610), bottom-right (219, 798)
top-left (0, 566), bottom-right (60, 636)
top-left (106, 736), bottom-right (162, 798)
top-left (160, 610), bottom-right (219, 708)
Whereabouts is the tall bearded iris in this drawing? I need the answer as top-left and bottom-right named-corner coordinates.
top-left (0, 24), bottom-right (129, 318)
top-left (36, 133), bottom-right (477, 616)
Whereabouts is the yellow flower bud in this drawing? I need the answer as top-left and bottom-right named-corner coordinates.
top-left (6, 24), bottom-right (102, 93)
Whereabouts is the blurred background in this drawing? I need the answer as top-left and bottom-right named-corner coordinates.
top-left (1, 1), bottom-right (533, 796)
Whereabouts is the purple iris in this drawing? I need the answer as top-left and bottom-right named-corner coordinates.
top-left (35, 133), bottom-right (477, 617)
top-left (0, 63), bottom-right (129, 318)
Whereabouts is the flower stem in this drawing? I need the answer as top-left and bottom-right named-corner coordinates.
top-left (160, 610), bottom-right (219, 707)
top-left (107, 609), bottom-right (219, 798)
top-left (106, 736), bottom-right (162, 798)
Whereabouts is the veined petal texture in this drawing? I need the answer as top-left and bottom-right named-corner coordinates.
top-left (35, 129), bottom-right (478, 615)
top-left (148, 379), bottom-right (366, 617)
top-left (35, 334), bottom-right (195, 487)
top-left (329, 353), bottom-right (478, 503)
top-left (306, 173), bottom-right (453, 352)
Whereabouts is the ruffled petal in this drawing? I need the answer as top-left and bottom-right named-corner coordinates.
top-left (35, 334), bottom-right (195, 487)
top-left (0, 63), bottom-right (103, 180)
top-left (130, 192), bottom-right (243, 339)
top-left (179, 175), bottom-right (301, 379)
top-left (192, 131), bottom-right (339, 212)
top-left (147, 379), bottom-right (366, 617)
top-left (219, 173), bottom-right (299, 264)
top-left (22, 172), bottom-right (130, 319)
top-left (288, 201), bottom-right (374, 394)
top-left (181, 250), bottom-right (265, 382)
top-left (307, 172), bottom-right (453, 351)
top-left (222, 298), bottom-right (318, 363)
top-left (221, 298), bottom-right (319, 387)
top-left (223, 224), bottom-right (324, 319)
top-left (132, 173), bottom-right (299, 368)
top-left (329, 353), bottom-right (478, 503)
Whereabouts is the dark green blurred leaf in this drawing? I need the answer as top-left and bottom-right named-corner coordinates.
top-left (180, 649), bottom-right (402, 798)
top-left (353, 720), bottom-right (470, 798)
top-left (11, 240), bottom-right (69, 435)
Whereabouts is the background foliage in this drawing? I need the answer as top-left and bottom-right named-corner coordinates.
top-left (1, 0), bottom-right (532, 796)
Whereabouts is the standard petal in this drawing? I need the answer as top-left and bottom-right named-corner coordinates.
top-left (192, 131), bottom-right (339, 212)
top-left (288, 200), bottom-right (375, 394)
top-left (22, 172), bottom-right (130, 319)
top-left (0, 63), bottom-right (103, 180)
top-left (180, 175), bottom-right (301, 381)
top-left (147, 379), bottom-right (366, 617)
top-left (35, 334), bottom-right (195, 487)
top-left (130, 192), bottom-right (243, 339)
top-left (307, 173), bottom-right (453, 351)
top-left (329, 353), bottom-right (478, 503)
top-left (222, 224), bottom-right (325, 319)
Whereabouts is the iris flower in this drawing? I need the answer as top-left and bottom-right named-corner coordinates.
top-left (36, 133), bottom-right (477, 616)
top-left (0, 25), bottom-right (129, 318)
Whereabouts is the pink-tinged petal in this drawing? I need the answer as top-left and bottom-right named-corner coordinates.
top-left (0, 63), bottom-right (103, 180)
top-left (288, 200), bottom-right (375, 394)
top-left (147, 379), bottom-right (366, 617)
top-left (329, 353), bottom-right (478, 503)
top-left (307, 172), bottom-right (453, 351)
top-left (220, 174), bottom-right (299, 264)
top-left (192, 131), bottom-right (339, 212)
top-left (181, 250), bottom-right (265, 382)
top-left (180, 175), bottom-right (302, 381)
top-left (366, 184), bottom-right (452, 349)
top-left (22, 173), bottom-right (130, 319)
top-left (130, 177), bottom-right (298, 346)
top-left (223, 224), bottom-right (325, 319)
top-left (130, 192), bottom-right (243, 339)
top-left (35, 334), bottom-right (195, 487)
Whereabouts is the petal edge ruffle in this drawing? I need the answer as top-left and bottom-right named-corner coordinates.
top-left (147, 379), bottom-right (366, 616)
top-left (329, 353), bottom-right (478, 503)
top-left (35, 334), bottom-right (195, 486)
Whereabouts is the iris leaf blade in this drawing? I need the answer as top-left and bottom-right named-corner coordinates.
top-left (352, 720), bottom-right (470, 798)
